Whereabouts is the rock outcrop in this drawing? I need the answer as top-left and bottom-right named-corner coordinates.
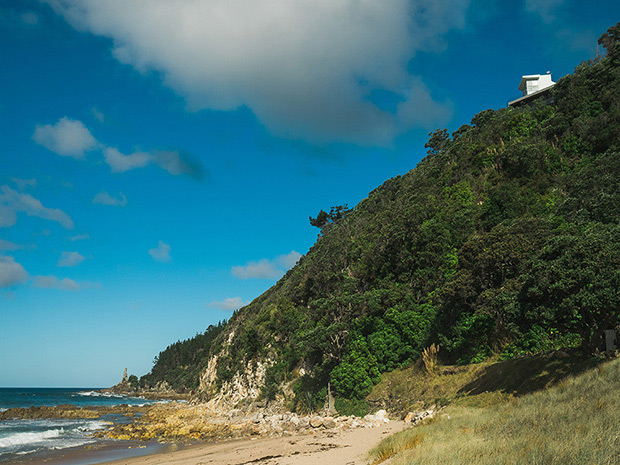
top-left (198, 353), bottom-right (277, 413)
top-left (102, 377), bottom-right (189, 401)
top-left (0, 404), bottom-right (150, 421)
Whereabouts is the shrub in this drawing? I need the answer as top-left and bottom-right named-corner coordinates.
top-left (334, 397), bottom-right (369, 417)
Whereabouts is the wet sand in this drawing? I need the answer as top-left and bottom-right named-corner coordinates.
top-left (5, 440), bottom-right (175, 465)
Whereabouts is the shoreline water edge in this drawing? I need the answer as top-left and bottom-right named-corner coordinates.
top-left (0, 388), bottom-right (405, 465)
top-left (0, 388), bottom-right (180, 464)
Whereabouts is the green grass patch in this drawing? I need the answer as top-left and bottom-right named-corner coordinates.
top-left (370, 357), bottom-right (620, 464)
top-left (367, 354), bottom-right (602, 417)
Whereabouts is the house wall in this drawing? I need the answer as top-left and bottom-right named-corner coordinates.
top-left (522, 74), bottom-right (555, 96)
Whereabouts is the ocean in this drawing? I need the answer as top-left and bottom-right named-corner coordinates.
top-left (0, 388), bottom-right (162, 463)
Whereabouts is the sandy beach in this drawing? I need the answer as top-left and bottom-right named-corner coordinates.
top-left (99, 421), bottom-right (405, 465)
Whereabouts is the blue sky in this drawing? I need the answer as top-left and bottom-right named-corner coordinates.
top-left (1, 0), bottom-right (618, 387)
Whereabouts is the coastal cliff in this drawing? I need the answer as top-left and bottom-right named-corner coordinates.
top-left (137, 25), bottom-right (620, 415)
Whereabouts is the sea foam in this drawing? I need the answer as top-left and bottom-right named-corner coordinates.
top-left (75, 391), bottom-right (126, 398)
top-left (0, 428), bottom-right (63, 447)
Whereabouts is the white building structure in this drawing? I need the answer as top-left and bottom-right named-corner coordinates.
top-left (508, 73), bottom-right (556, 107)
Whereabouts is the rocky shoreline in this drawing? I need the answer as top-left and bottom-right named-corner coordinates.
top-left (0, 380), bottom-right (438, 450)
top-left (0, 399), bottom-right (435, 443)
top-left (0, 404), bottom-right (151, 421)
top-left (100, 378), bottom-right (191, 402)
top-left (98, 403), bottom-right (396, 442)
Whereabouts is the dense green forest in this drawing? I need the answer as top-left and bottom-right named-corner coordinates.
top-left (141, 24), bottom-right (620, 412)
top-left (139, 321), bottom-right (226, 391)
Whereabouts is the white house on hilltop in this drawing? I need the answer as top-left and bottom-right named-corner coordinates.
top-left (508, 72), bottom-right (556, 107)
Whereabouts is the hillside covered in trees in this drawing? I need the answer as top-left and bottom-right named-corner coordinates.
top-left (140, 24), bottom-right (620, 412)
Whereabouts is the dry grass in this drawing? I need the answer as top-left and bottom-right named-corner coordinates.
top-left (422, 344), bottom-right (439, 376)
top-left (370, 357), bottom-right (620, 465)
top-left (370, 431), bottom-right (425, 464)
top-left (367, 360), bottom-right (488, 417)
top-left (367, 354), bottom-right (603, 418)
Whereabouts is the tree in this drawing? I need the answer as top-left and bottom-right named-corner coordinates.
top-left (309, 205), bottom-right (352, 228)
top-left (425, 129), bottom-right (450, 155)
top-left (128, 374), bottom-right (139, 389)
top-left (309, 209), bottom-right (329, 228)
top-left (598, 21), bottom-right (620, 62)
top-left (330, 338), bottom-right (380, 399)
top-left (518, 226), bottom-right (620, 352)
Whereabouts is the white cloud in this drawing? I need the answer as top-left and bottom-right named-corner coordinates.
top-left (93, 191), bottom-right (127, 207)
top-left (91, 107), bottom-right (105, 122)
top-left (45, 0), bottom-right (469, 145)
top-left (103, 147), bottom-right (151, 173)
top-left (151, 150), bottom-right (204, 178)
top-left (276, 250), bottom-right (302, 269)
top-left (0, 239), bottom-right (22, 251)
top-left (149, 240), bottom-right (171, 262)
top-left (32, 275), bottom-right (80, 291)
top-left (232, 250), bottom-right (301, 280)
top-left (525, 0), bottom-right (564, 22)
top-left (103, 147), bottom-right (203, 178)
top-left (555, 28), bottom-right (597, 53)
top-left (232, 259), bottom-right (280, 280)
top-left (0, 185), bottom-right (74, 229)
top-left (32, 117), bottom-right (204, 178)
top-left (20, 12), bottom-right (40, 25)
top-left (10, 177), bottom-right (37, 191)
top-left (0, 255), bottom-right (28, 288)
top-left (32, 117), bottom-right (98, 158)
top-left (57, 251), bottom-right (86, 267)
top-left (70, 233), bottom-right (90, 241)
top-left (0, 205), bottom-right (17, 228)
top-left (395, 77), bottom-right (454, 130)
top-left (208, 297), bottom-right (247, 311)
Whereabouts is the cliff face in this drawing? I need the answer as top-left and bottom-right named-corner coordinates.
top-left (199, 354), bottom-right (275, 412)
top-left (141, 26), bottom-right (620, 413)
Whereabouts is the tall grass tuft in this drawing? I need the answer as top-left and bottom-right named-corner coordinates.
top-left (422, 344), bottom-right (439, 376)
top-left (370, 357), bottom-right (620, 465)
top-left (370, 431), bottom-right (424, 464)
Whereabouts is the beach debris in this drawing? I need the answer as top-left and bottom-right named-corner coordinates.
top-left (403, 406), bottom-right (437, 425)
top-left (361, 409), bottom-right (390, 428)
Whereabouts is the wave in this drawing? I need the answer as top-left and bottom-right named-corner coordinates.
top-left (74, 391), bottom-right (170, 406)
top-left (0, 428), bottom-right (63, 447)
top-left (74, 420), bottom-right (108, 432)
top-left (0, 419), bottom-right (107, 459)
top-left (74, 391), bottom-right (127, 398)
top-left (50, 437), bottom-right (96, 451)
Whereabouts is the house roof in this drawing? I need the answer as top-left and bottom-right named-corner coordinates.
top-left (509, 73), bottom-right (556, 107)
top-left (508, 85), bottom-right (554, 107)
